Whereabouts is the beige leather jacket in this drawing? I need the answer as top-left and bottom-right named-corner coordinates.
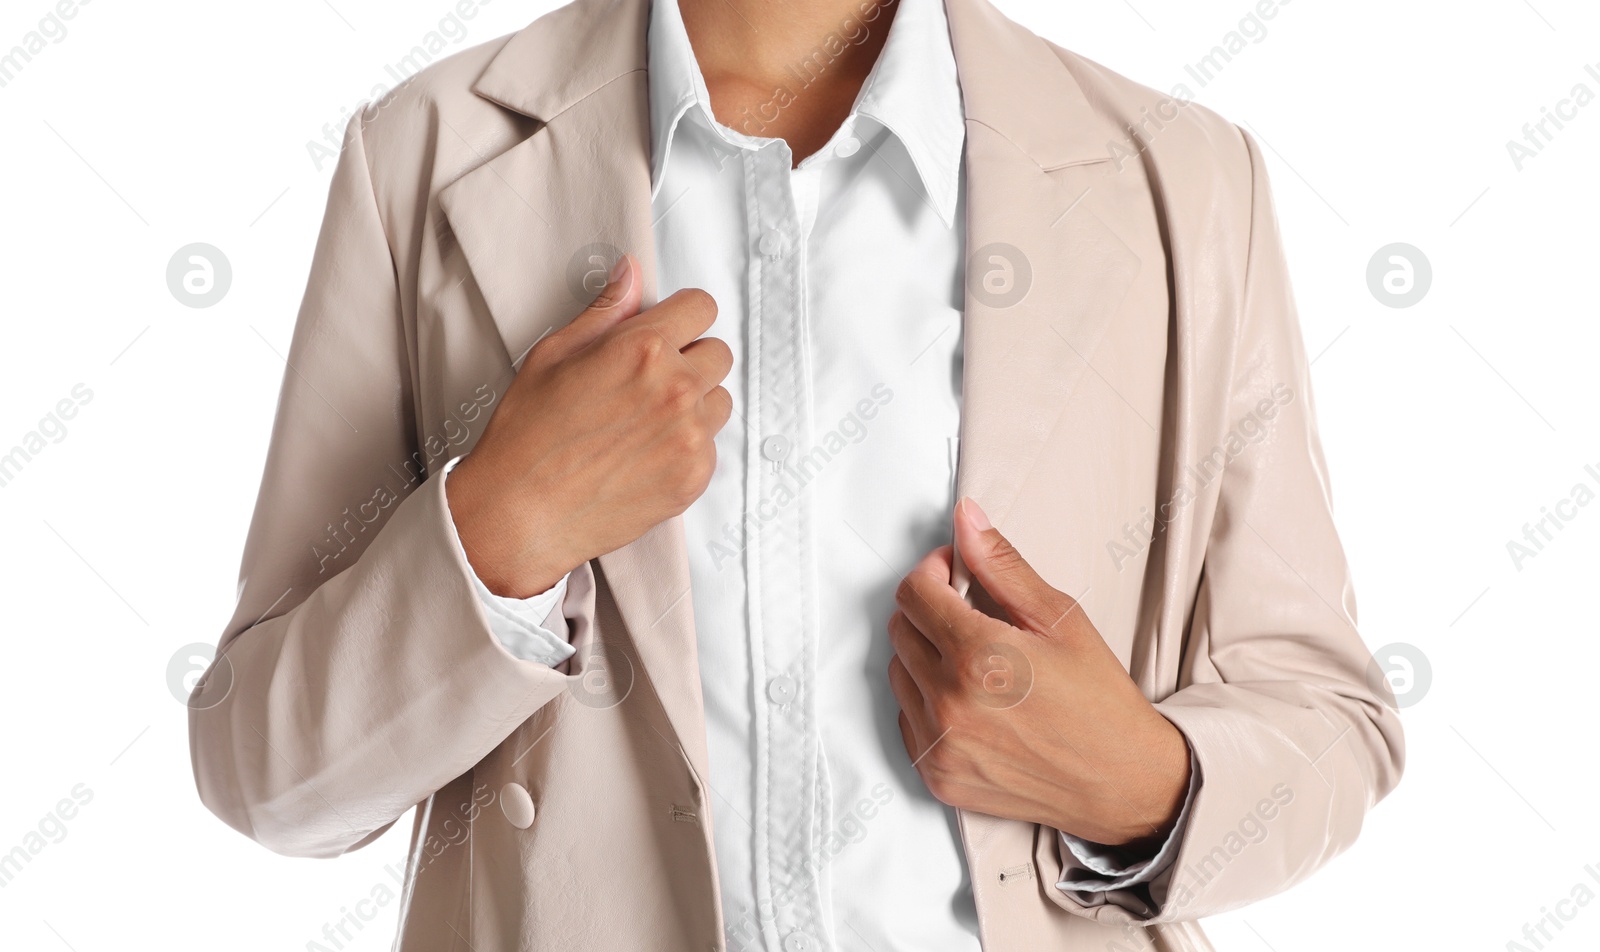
top-left (188, 0), bottom-right (1404, 948)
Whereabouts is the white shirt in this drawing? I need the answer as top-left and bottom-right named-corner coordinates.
top-left (445, 1), bottom-right (1191, 948)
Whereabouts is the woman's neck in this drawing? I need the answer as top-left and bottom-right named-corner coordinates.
top-left (677, 0), bottom-right (901, 163)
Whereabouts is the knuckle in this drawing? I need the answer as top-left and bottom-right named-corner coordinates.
top-left (691, 429), bottom-right (716, 462)
top-left (920, 752), bottom-right (959, 793)
top-left (692, 453), bottom-right (717, 489)
top-left (661, 372), bottom-right (699, 411)
top-left (928, 696), bottom-right (966, 734)
top-left (949, 643), bottom-right (982, 678)
top-left (627, 329), bottom-right (668, 364)
top-left (719, 388), bottom-right (737, 420)
top-left (671, 423), bottom-right (706, 458)
top-left (988, 535), bottom-right (1027, 574)
top-left (885, 612), bottom-right (904, 646)
top-left (643, 333), bottom-right (672, 363)
top-left (665, 430), bottom-right (715, 502)
top-left (707, 386), bottom-right (734, 421)
top-left (893, 574), bottom-right (920, 610)
top-left (669, 463), bottom-right (710, 508)
top-left (664, 479), bottom-right (696, 511)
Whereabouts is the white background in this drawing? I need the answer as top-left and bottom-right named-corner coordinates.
top-left (1, 0), bottom-right (1597, 949)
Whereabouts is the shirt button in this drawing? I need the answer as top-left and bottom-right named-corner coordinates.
top-left (761, 434), bottom-right (792, 463)
top-left (758, 229), bottom-right (785, 258)
top-left (782, 933), bottom-right (818, 952)
top-left (835, 135), bottom-right (860, 157)
top-left (767, 675), bottom-right (798, 705)
top-left (500, 782), bottom-right (536, 829)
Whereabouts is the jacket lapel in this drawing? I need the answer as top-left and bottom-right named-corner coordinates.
top-left (942, 0), bottom-right (1152, 917)
top-left (437, 0), bottom-right (712, 783)
top-left (946, 0), bottom-right (1146, 535)
top-left (438, 0), bottom-right (657, 362)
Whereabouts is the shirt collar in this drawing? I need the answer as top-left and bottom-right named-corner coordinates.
top-left (647, 0), bottom-right (965, 226)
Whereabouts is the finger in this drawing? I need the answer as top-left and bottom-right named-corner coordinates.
top-left (918, 543), bottom-right (956, 579)
top-left (953, 497), bottom-right (1075, 635)
top-left (887, 609), bottom-right (942, 685)
top-left (678, 335), bottom-right (734, 391)
top-left (888, 656), bottom-right (930, 747)
top-left (637, 287), bottom-right (718, 351)
top-left (895, 545), bottom-right (980, 654)
top-left (539, 253), bottom-right (643, 362)
top-left (897, 710), bottom-right (923, 765)
top-left (700, 385), bottom-right (735, 433)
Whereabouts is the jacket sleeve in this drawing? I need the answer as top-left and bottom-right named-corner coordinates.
top-left (1063, 126), bottom-right (1405, 923)
top-left (187, 108), bottom-right (570, 858)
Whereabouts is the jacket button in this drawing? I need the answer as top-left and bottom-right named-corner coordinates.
top-left (500, 782), bottom-right (536, 829)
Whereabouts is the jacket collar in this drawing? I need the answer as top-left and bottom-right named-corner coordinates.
top-left (470, 0), bottom-right (648, 124)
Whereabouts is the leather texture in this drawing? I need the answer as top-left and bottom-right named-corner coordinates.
top-left (187, 0), bottom-right (1405, 948)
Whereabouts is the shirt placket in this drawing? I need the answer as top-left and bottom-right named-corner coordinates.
top-left (743, 138), bottom-right (826, 952)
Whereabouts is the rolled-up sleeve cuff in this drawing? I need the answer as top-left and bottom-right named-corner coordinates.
top-left (1056, 746), bottom-right (1200, 896)
top-left (441, 456), bottom-right (577, 667)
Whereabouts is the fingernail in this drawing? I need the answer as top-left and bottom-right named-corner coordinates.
top-left (608, 254), bottom-right (630, 284)
top-left (960, 497), bottom-right (991, 532)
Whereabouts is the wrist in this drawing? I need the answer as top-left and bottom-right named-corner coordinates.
top-left (447, 454), bottom-right (576, 598)
top-left (1062, 717), bottom-right (1191, 849)
top-left (1115, 719), bottom-right (1192, 847)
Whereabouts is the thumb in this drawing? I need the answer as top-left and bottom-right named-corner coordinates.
top-left (539, 253), bottom-right (642, 362)
top-left (954, 497), bottom-right (1072, 634)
